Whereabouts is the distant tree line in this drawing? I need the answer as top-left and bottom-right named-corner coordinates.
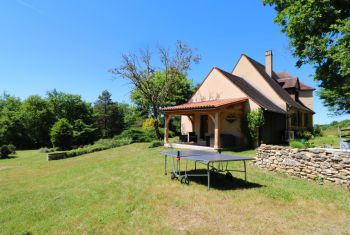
top-left (0, 89), bottom-right (142, 149)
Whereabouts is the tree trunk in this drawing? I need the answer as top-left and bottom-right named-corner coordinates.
top-left (152, 106), bottom-right (162, 140)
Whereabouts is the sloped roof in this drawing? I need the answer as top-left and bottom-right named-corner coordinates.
top-left (276, 72), bottom-right (315, 91)
top-left (216, 68), bottom-right (286, 114)
top-left (244, 55), bottom-right (314, 113)
top-left (160, 97), bottom-right (248, 112)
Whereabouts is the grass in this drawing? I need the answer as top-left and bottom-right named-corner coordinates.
top-left (0, 144), bottom-right (350, 234)
top-left (311, 127), bottom-right (340, 148)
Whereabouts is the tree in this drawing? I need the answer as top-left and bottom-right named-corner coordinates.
top-left (0, 93), bottom-right (27, 147)
top-left (73, 119), bottom-right (98, 145)
top-left (246, 109), bottom-right (264, 147)
top-left (50, 118), bottom-right (73, 150)
top-left (94, 90), bottom-right (125, 138)
top-left (110, 41), bottom-right (200, 139)
top-left (263, 0), bottom-right (350, 114)
top-left (47, 90), bottom-right (94, 124)
top-left (21, 95), bottom-right (55, 147)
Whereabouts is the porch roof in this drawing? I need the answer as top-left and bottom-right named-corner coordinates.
top-left (160, 97), bottom-right (247, 112)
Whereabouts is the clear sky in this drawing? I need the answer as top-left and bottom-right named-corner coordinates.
top-left (1, 0), bottom-right (348, 124)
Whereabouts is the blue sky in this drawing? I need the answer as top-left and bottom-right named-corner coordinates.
top-left (0, 0), bottom-right (348, 124)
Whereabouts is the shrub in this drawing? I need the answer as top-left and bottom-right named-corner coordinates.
top-left (73, 119), bottom-right (98, 145)
top-left (296, 130), bottom-right (313, 140)
top-left (142, 118), bottom-right (154, 129)
top-left (65, 137), bottom-right (132, 158)
top-left (304, 140), bottom-right (315, 148)
top-left (149, 140), bottom-right (163, 148)
top-left (8, 144), bottom-right (16, 154)
top-left (312, 125), bottom-right (323, 137)
top-left (39, 147), bottom-right (50, 153)
top-left (118, 127), bottom-right (174, 143)
top-left (246, 109), bottom-right (264, 147)
top-left (50, 118), bottom-right (73, 150)
top-left (289, 140), bottom-right (305, 149)
top-left (0, 145), bottom-right (12, 158)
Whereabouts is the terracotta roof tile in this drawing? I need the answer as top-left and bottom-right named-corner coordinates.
top-left (160, 98), bottom-right (248, 112)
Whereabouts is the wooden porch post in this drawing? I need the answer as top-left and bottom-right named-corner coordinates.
top-left (164, 114), bottom-right (171, 144)
top-left (214, 112), bottom-right (221, 149)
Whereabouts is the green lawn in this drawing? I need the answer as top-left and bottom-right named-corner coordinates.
top-left (1, 144), bottom-right (350, 234)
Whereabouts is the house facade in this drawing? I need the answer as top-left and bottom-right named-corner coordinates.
top-left (161, 51), bottom-right (315, 149)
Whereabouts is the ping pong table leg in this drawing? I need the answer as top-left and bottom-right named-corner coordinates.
top-left (164, 155), bottom-right (167, 175)
top-left (244, 160), bottom-right (247, 181)
top-left (207, 163), bottom-right (210, 190)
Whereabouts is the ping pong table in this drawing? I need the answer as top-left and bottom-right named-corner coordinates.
top-left (160, 150), bottom-right (254, 189)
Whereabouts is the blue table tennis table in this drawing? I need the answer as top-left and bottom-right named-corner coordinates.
top-left (160, 150), bottom-right (254, 189)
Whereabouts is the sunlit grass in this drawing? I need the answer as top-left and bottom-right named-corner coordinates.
top-left (0, 144), bottom-right (349, 234)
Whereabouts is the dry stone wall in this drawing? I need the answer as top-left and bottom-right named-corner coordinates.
top-left (255, 144), bottom-right (350, 190)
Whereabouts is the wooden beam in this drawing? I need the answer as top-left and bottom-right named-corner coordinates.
top-left (164, 114), bottom-right (171, 144)
top-left (213, 112), bottom-right (221, 149)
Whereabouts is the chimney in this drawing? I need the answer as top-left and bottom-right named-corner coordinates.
top-left (265, 50), bottom-right (273, 77)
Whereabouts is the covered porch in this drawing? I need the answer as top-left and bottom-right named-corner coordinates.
top-left (161, 98), bottom-right (248, 150)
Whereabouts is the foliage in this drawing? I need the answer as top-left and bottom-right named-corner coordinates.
top-left (94, 90), bottom-right (125, 138)
top-left (246, 109), bottom-right (264, 146)
top-left (0, 145), bottom-right (11, 158)
top-left (110, 41), bottom-right (200, 139)
top-left (296, 130), bottom-right (313, 140)
top-left (73, 119), bottom-right (98, 145)
top-left (289, 140), bottom-right (305, 149)
top-left (7, 144), bottom-right (16, 154)
top-left (50, 119), bottom-right (73, 150)
top-left (21, 95), bottom-right (55, 147)
top-left (118, 127), bottom-right (174, 143)
top-left (264, 0), bottom-right (350, 114)
top-left (47, 89), bottom-right (94, 124)
top-left (0, 93), bottom-right (27, 148)
top-left (119, 103), bottom-right (143, 128)
top-left (65, 137), bottom-right (132, 158)
top-left (0, 144), bottom-right (15, 158)
top-left (312, 125), bottom-right (323, 137)
top-left (289, 139), bottom-right (315, 149)
top-left (149, 140), bottom-right (163, 148)
top-left (142, 117), bottom-right (154, 129)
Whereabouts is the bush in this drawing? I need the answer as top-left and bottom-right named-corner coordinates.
top-left (8, 144), bottom-right (16, 154)
top-left (289, 140), bottom-right (305, 149)
top-left (50, 118), bottom-right (73, 150)
top-left (39, 147), bottom-right (50, 153)
top-left (149, 140), bottom-right (163, 148)
top-left (296, 130), bottom-right (313, 140)
top-left (0, 144), bottom-right (17, 158)
top-left (65, 137), bottom-right (132, 158)
top-left (73, 119), bottom-right (99, 145)
top-left (142, 118), bottom-right (154, 129)
top-left (312, 125), bottom-right (323, 137)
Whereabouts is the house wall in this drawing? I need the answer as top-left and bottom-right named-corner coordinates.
top-left (299, 90), bottom-right (313, 110)
top-left (232, 55), bottom-right (287, 111)
top-left (181, 105), bottom-right (245, 147)
top-left (181, 68), bottom-right (260, 135)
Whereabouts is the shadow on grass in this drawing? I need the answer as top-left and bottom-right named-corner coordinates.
top-left (0, 155), bottom-right (17, 160)
top-left (173, 169), bottom-right (263, 190)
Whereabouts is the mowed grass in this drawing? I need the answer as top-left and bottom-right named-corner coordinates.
top-left (1, 144), bottom-right (350, 234)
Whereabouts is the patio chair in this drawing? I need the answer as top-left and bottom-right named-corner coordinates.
top-left (188, 132), bottom-right (197, 143)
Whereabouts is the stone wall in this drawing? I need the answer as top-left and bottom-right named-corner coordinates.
top-left (255, 144), bottom-right (350, 190)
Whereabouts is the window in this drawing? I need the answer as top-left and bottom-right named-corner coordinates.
top-left (304, 113), bottom-right (309, 127)
top-left (298, 111), bottom-right (303, 127)
top-left (290, 112), bottom-right (297, 127)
